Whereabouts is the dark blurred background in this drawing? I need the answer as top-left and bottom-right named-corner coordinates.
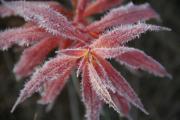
top-left (0, 0), bottom-right (180, 120)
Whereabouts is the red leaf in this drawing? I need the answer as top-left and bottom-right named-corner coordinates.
top-left (91, 23), bottom-right (170, 48)
top-left (88, 62), bottom-right (119, 112)
top-left (59, 48), bottom-right (87, 57)
top-left (14, 37), bottom-right (60, 79)
top-left (3, 1), bottom-right (88, 42)
top-left (11, 55), bottom-right (77, 112)
top-left (82, 64), bottom-right (102, 120)
top-left (0, 24), bottom-right (48, 50)
top-left (92, 47), bottom-right (135, 59)
top-left (110, 92), bottom-right (131, 117)
top-left (38, 65), bottom-right (73, 104)
top-left (88, 58), bottom-right (131, 117)
top-left (86, 2), bottom-right (159, 33)
top-left (116, 48), bottom-right (172, 78)
top-left (76, 57), bottom-right (87, 77)
top-left (94, 54), bottom-right (149, 114)
top-left (47, 2), bottom-right (73, 19)
top-left (84, 0), bottom-right (123, 17)
top-left (74, 0), bottom-right (90, 22)
top-left (92, 59), bottom-right (116, 93)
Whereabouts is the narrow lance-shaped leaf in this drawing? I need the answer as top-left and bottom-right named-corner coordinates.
top-left (86, 2), bottom-right (159, 33)
top-left (76, 57), bottom-right (87, 77)
top-left (0, 1), bottom-right (72, 18)
top-left (11, 55), bottom-right (77, 112)
top-left (110, 92), bottom-right (131, 118)
top-left (14, 37), bottom-right (60, 79)
top-left (116, 48), bottom-right (172, 78)
top-left (74, 0), bottom-right (90, 22)
top-left (0, 24), bottom-right (48, 50)
top-left (91, 56), bottom-right (131, 117)
top-left (47, 1), bottom-right (73, 19)
top-left (59, 48), bottom-right (87, 57)
top-left (88, 62), bottom-right (119, 112)
top-left (92, 59), bottom-right (116, 93)
top-left (3, 1), bottom-right (88, 42)
top-left (38, 64), bottom-right (74, 104)
top-left (83, 0), bottom-right (123, 17)
top-left (92, 47), bottom-right (136, 59)
top-left (88, 58), bottom-right (131, 117)
top-left (91, 23), bottom-right (171, 48)
top-left (82, 64), bottom-right (102, 120)
top-left (94, 54), bottom-right (149, 114)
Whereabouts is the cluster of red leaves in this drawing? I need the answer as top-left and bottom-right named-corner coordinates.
top-left (0, 0), bottom-right (171, 119)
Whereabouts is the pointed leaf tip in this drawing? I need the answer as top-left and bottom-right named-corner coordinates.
top-left (11, 97), bottom-right (21, 113)
top-left (147, 25), bottom-right (171, 31)
top-left (166, 73), bottom-right (173, 80)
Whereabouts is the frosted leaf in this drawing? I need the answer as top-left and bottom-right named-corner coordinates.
top-left (74, 0), bottom-right (90, 22)
top-left (0, 1), bottom-right (72, 18)
top-left (0, 25), bottom-right (48, 50)
top-left (13, 37), bottom-right (59, 79)
top-left (82, 64), bottom-right (102, 120)
top-left (44, 1), bottom-right (73, 19)
top-left (83, 0), bottom-right (123, 17)
top-left (93, 47), bottom-right (136, 59)
top-left (86, 2), bottom-right (159, 33)
top-left (76, 57), bottom-right (86, 77)
top-left (91, 23), bottom-right (171, 48)
top-left (88, 63), bottom-right (119, 112)
top-left (110, 92), bottom-right (131, 117)
top-left (11, 55), bottom-right (77, 112)
top-left (38, 65), bottom-right (73, 104)
top-left (59, 48), bottom-right (87, 57)
top-left (92, 59), bottom-right (116, 93)
top-left (3, 1), bottom-right (87, 42)
top-left (116, 48), bottom-right (172, 78)
top-left (95, 54), bottom-right (149, 114)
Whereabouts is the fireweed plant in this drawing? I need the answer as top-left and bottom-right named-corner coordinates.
top-left (0, 0), bottom-right (172, 119)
